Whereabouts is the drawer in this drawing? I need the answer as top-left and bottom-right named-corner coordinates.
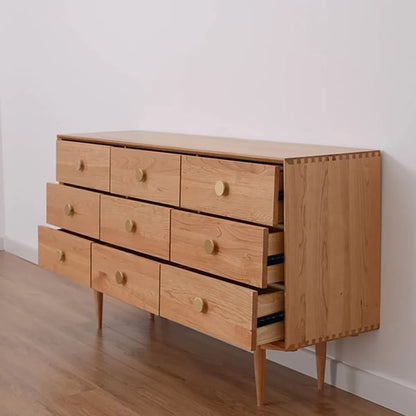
top-left (46, 183), bottom-right (100, 239)
top-left (111, 147), bottom-right (181, 206)
top-left (160, 265), bottom-right (284, 350)
top-left (92, 244), bottom-right (159, 314)
top-left (100, 195), bottom-right (170, 260)
top-left (38, 226), bottom-right (91, 287)
top-left (170, 210), bottom-right (284, 288)
top-left (181, 156), bottom-right (283, 226)
top-left (56, 140), bottom-right (110, 191)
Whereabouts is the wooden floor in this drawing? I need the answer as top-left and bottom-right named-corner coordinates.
top-left (0, 251), bottom-right (399, 416)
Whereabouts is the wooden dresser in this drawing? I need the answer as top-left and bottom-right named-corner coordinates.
top-left (38, 131), bottom-right (381, 405)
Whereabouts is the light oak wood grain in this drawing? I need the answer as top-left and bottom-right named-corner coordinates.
top-left (170, 210), bottom-right (268, 287)
top-left (160, 264), bottom-right (257, 350)
top-left (46, 183), bottom-right (100, 239)
top-left (160, 265), bottom-right (284, 351)
top-left (56, 140), bottom-right (110, 191)
top-left (38, 226), bottom-right (91, 287)
top-left (100, 195), bottom-right (170, 260)
top-left (41, 132), bottom-right (382, 406)
top-left (268, 231), bottom-right (284, 256)
top-left (257, 290), bottom-right (284, 318)
top-left (110, 147), bottom-right (181, 206)
top-left (256, 322), bottom-right (284, 346)
top-left (92, 243), bottom-right (160, 315)
top-left (284, 153), bottom-right (381, 349)
top-left (57, 130), bottom-right (372, 163)
top-left (181, 155), bottom-right (282, 226)
top-left (171, 210), bottom-right (284, 287)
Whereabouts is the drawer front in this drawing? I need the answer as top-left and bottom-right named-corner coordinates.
top-left (56, 140), bottom-right (110, 191)
top-left (46, 183), bottom-right (100, 239)
top-left (38, 226), bottom-right (91, 287)
top-left (111, 147), bottom-right (180, 206)
top-left (100, 195), bottom-right (170, 260)
top-left (181, 156), bottom-right (283, 226)
top-left (92, 244), bottom-right (159, 314)
top-left (160, 264), bottom-right (257, 350)
top-left (171, 210), bottom-right (284, 288)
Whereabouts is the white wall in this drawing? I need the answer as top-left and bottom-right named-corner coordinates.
top-left (1, 1), bottom-right (415, 413)
top-left (0, 104), bottom-right (4, 250)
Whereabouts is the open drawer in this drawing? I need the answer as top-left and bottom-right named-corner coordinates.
top-left (171, 209), bottom-right (284, 288)
top-left (160, 264), bottom-right (284, 351)
top-left (180, 155), bottom-right (283, 226)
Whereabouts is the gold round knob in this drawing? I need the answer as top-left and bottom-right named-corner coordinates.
top-left (115, 271), bottom-right (126, 285)
top-left (193, 297), bottom-right (206, 313)
top-left (204, 239), bottom-right (216, 254)
top-left (74, 159), bottom-right (84, 171)
top-left (56, 249), bottom-right (65, 262)
top-left (125, 219), bottom-right (136, 233)
top-left (215, 180), bottom-right (227, 196)
top-left (64, 204), bottom-right (74, 216)
top-left (136, 168), bottom-right (146, 182)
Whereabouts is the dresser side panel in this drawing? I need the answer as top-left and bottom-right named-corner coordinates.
top-left (284, 152), bottom-right (381, 349)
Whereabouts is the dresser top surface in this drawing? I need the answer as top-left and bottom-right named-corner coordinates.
top-left (58, 130), bottom-right (375, 163)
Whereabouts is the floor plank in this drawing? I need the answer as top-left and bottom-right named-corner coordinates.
top-left (0, 251), bottom-right (400, 416)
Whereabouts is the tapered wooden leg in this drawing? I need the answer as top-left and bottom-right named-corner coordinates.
top-left (149, 313), bottom-right (155, 320)
top-left (94, 290), bottom-right (103, 330)
top-left (254, 346), bottom-right (266, 406)
top-left (315, 342), bottom-right (327, 390)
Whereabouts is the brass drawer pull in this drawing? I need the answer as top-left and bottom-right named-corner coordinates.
top-left (64, 204), bottom-right (74, 216)
top-left (215, 180), bottom-right (227, 196)
top-left (56, 249), bottom-right (65, 262)
top-left (193, 297), bottom-right (206, 313)
top-left (204, 239), bottom-right (217, 254)
top-left (125, 219), bottom-right (136, 233)
top-left (115, 271), bottom-right (126, 285)
top-left (74, 159), bottom-right (84, 172)
top-left (136, 168), bottom-right (146, 182)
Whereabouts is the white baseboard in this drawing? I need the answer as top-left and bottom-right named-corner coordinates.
top-left (268, 348), bottom-right (414, 415)
top-left (4, 237), bottom-right (37, 264)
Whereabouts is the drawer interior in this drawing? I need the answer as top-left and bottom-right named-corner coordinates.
top-left (267, 231), bottom-right (284, 284)
top-left (256, 289), bottom-right (285, 346)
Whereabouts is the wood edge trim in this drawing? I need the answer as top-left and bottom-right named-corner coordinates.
top-left (252, 291), bottom-right (259, 350)
top-left (285, 324), bottom-right (380, 349)
top-left (107, 145), bottom-right (112, 193)
top-left (284, 150), bottom-right (381, 165)
top-left (97, 194), bottom-right (101, 240)
top-left (272, 165), bottom-right (280, 226)
top-left (88, 240), bottom-right (92, 288)
top-left (261, 228), bottom-right (268, 288)
top-left (178, 154), bottom-right (183, 207)
top-left (157, 262), bottom-right (161, 316)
